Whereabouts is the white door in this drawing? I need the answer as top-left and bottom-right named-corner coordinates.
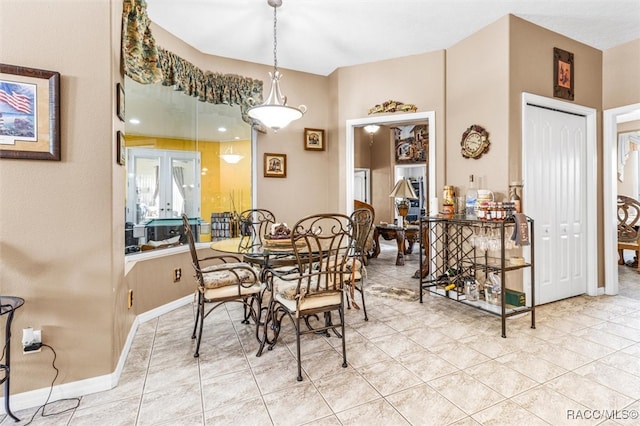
top-left (354, 168), bottom-right (370, 203)
top-left (524, 104), bottom-right (588, 304)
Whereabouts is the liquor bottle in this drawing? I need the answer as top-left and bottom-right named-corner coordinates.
top-left (465, 175), bottom-right (478, 215)
top-left (509, 183), bottom-right (521, 213)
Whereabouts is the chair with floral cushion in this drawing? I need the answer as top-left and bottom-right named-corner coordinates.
top-left (257, 213), bottom-right (354, 381)
top-left (182, 214), bottom-right (263, 358)
top-left (343, 207), bottom-right (374, 321)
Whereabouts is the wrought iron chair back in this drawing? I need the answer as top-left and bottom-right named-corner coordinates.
top-left (238, 208), bottom-right (277, 252)
top-left (617, 195), bottom-right (640, 270)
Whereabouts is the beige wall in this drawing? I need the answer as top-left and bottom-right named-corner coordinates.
top-left (603, 39), bottom-right (640, 110)
top-left (446, 15), bottom-right (510, 199)
top-left (0, 0), bottom-right (126, 394)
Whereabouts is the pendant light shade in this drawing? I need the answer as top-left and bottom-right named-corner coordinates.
top-left (248, 0), bottom-right (306, 131)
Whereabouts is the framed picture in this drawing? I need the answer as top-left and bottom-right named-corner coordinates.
top-left (553, 47), bottom-right (574, 101)
top-left (117, 83), bottom-right (125, 122)
top-left (0, 63), bottom-right (60, 160)
top-left (264, 152), bottom-right (286, 178)
top-left (117, 131), bottom-right (126, 166)
top-left (304, 128), bottom-right (325, 151)
top-left (394, 124), bottom-right (428, 163)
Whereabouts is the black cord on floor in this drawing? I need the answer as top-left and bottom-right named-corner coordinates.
top-left (22, 343), bottom-right (81, 426)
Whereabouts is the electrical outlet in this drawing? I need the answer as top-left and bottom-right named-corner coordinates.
top-left (173, 268), bottom-right (182, 282)
top-left (23, 328), bottom-right (42, 354)
top-left (127, 289), bottom-right (134, 309)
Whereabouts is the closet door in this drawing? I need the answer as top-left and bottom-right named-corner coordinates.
top-left (524, 104), bottom-right (587, 304)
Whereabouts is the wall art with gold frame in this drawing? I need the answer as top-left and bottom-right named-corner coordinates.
top-left (264, 153), bottom-right (286, 178)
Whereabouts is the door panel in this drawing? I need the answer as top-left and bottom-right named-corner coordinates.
top-left (524, 104), bottom-right (587, 304)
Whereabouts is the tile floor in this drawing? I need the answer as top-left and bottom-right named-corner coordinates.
top-left (3, 243), bottom-right (640, 425)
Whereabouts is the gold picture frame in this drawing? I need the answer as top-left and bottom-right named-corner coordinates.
top-left (304, 128), bottom-right (325, 151)
top-left (264, 152), bottom-right (286, 178)
top-left (0, 63), bottom-right (61, 160)
top-left (553, 47), bottom-right (574, 101)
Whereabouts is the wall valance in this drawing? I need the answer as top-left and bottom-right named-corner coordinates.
top-left (121, 0), bottom-right (263, 126)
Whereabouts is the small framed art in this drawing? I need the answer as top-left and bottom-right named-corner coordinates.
top-left (117, 131), bottom-right (126, 166)
top-left (0, 63), bottom-right (61, 160)
top-left (553, 47), bottom-right (574, 101)
top-left (264, 153), bottom-right (286, 178)
top-left (117, 83), bottom-right (125, 121)
top-left (304, 128), bottom-right (325, 151)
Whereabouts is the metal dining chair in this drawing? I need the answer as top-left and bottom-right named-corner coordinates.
top-left (257, 213), bottom-right (354, 381)
top-left (182, 214), bottom-right (263, 358)
top-left (238, 209), bottom-right (277, 252)
top-left (344, 208), bottom-right (374, 321)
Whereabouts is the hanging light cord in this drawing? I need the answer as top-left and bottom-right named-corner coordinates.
top-left (272, 3), bottom-right (278, 75)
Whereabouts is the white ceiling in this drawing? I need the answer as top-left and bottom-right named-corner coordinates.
top-left (129, 0), bottom-right (640, 141)
top-left (146, 0), bottom-right (640, 76)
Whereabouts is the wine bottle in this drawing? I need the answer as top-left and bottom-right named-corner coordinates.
top-left (465, 175), bottom-right (478, 215)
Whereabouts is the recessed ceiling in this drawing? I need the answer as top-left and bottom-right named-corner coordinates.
top-left (146, 0), bottom-right (640, 76)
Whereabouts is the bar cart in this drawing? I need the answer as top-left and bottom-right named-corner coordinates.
top-left (419, 214), bottom-right (535, 337)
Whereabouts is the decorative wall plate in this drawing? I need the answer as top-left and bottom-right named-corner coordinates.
top-left (461, 124), bottom-right (490, 159)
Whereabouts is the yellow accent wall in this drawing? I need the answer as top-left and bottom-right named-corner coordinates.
top-left (126, 135), bottom-right (252, 242)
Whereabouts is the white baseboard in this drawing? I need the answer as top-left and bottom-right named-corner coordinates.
top-left (0, 294), bottom-right (193, 414)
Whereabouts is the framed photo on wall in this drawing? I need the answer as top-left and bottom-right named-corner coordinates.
top-left (0, 63), bottom-right (61, 160)
top-left (117, 83), bottom-right (125, 122)
top-left (264, 153), bottom-right (286, 178)
top-left (394, 124), bottom-right (428, 163)
top-left (553, 47), bottom-right (574, 101)
top-left (117, 131), bottom-right (126, 166)
top-left (304, 128), bottom-right (325, 151)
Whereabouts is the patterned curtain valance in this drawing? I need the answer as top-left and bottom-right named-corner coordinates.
top-left (157, 48), bottom-right (263, 125)
top-left (122, 0), bottom-right (163, 84)
top-left (121, 0), bottom-right (263, 126)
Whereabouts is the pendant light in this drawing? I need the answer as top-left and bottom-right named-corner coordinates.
top-left (219, 147), bottom-right (244, 164)
top-left (364, 124), bottom-right (380, 146)
top-left (248, 0), bottom-right (306, 131)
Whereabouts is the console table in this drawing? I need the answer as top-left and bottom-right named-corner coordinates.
top-left (1, 296), bottom-right (24, 422)
top-left (372, 224), bottom-right (420, 265)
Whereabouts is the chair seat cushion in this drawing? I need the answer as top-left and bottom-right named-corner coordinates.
top-left (274, 290), bottom-right (342, 316)
top-left (326, 256), bottom-right (364, 281)
top-left (203, 281), bottom-right (263, 300)
top-left (201, 262), bottom-right (258, 289)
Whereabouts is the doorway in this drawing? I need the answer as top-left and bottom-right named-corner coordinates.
top-left (345, 111), bottom-right (436, 216)
top-left (603, 103), bottom-right (640, 295)
top-left (354, 168), bottom-right (371, 203)
top-left (522, 93), bottom-right (598, 304)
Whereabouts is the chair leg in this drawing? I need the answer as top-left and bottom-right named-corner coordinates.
top-left (340, 305), bottom-right (347, 368)
top-left (194, 297), bottom-right (206, 358)
top-left (358, 281), bottom-right (368, 321)
top-left (242, 297), bottom-right (250, 324)
top-left (295, 316), bottom-right (303, 381)
top-left (191, 292), bottom-right (201, 340)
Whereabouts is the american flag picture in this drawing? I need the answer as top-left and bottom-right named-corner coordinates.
top-left (0, 79), bottom-right (37, 142)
